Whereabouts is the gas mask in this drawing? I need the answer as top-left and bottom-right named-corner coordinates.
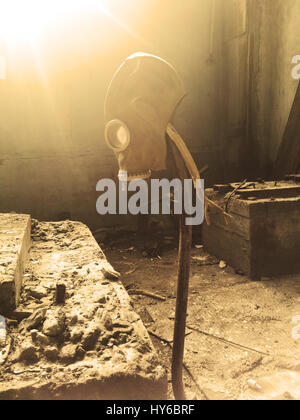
top-left (103, 53), bottom-right (227, 401)
top-left (104, 52), bottom-right (186, 181)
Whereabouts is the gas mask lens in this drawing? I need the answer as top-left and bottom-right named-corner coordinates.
top-left (105, 119), bottom-right (131, 152)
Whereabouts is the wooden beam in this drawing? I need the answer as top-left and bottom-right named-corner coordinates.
top-left (273, 81), bottom-right (300, 177)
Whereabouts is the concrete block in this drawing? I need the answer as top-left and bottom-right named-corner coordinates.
top-left (0, 220), bottom-right (167, 400)
top-left (0, 214), bottom-right (31, 314)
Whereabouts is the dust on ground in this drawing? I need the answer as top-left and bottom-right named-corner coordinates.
top-left (99, 223), bottom-right (300, 400)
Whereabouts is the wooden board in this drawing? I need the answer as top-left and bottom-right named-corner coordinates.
top-left (203, 185), bottom-right (300, 280)
top-left (203, 223), bottom-right (251, 276)
top-left (274, 81), bottom-right (300, 177)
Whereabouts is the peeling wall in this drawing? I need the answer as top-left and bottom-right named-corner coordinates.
top-left (220, 0), bottom-right (250, 181)
top-left (219, 0), bottom-right (300, 180)
top-left (1, 0), bottom-right (299, 227)
top-left (249, 0), bottom-right (300, 176)
top-left (0, 0), bottom-right (224, 228)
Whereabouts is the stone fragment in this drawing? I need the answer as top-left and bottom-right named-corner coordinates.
top-left (93, 292), bottom-right (107, 305)
top-left (60, 344), bottom-right (78, 364)
top-left (43, 309), bottom-right (65, 337)
top-left (32, 331), bottom-right (50, 347)
top-left (21, 308), bottom-right (47, 331)
top-left (219, 260), bottom-right (227, 269)
top-left (84, 304), bottom-right (99, 318)
top-left (30, 329), bottom-right (38, 341)
top-left (82, 325), bottom-right (100, 351)
top-left (44, 346), bottom-right (59, 362)
top-left (98, 313), bottom-right (113, 331)
top-left (68, 311), bottom-right (79, 326)
top-left (75, 346), bottom-right (85, 360)
top-left (9, 310), bottom-right (33, 322)
top-left (18, 342), bottom-right (38, 363)
top-left (25, 286), bottom-right (48, 300)
top-left (247, 379), bottom-right (262, 392)
top-left (113, 320), bottom-right (131, 329)
top-left (70, 328), bottom-right (83, 343)
top-left (103, 268), bottom-right (121, 281)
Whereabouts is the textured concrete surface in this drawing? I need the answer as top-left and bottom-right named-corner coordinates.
top-left (0, 220), bottom-right (167, 400)
top-left (0, 214), bottom-right (31, 314)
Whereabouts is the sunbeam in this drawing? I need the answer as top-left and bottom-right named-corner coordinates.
top-left (0, 0), bottom-right (145, 49)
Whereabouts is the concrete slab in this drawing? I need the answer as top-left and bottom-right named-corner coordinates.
top-left (0, 220), bottom-right (167, 400)
top-left (0, 214), bottom-right (31, 314)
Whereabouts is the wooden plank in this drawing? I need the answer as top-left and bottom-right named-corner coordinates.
top-left (250, 198), bottom-right (300, 278)
top-left (273, 81), bottom-right (300, 177)
top-left (227, 197), bottom-right (251, 218)
top-left (203, 223), bottom-right (251, 276)
top-left (285, 174), bottom-right (300, 183)
top-left (206, 206), bottom-right (250, 239)
top-left (204, 185), bottom-right (300, 279)
top-left (238, 185), bottom-right (300, 199)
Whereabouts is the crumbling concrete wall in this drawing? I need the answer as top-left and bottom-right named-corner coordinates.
top-left (0, 214), bottom-right (31, 314)
top-left (0, 218), bottom-right (167, 400)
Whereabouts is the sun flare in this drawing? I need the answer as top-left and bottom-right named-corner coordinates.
top-left (0, 0), bottom-right (118, 48)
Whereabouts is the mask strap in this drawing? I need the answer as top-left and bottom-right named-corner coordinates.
top-left (167, 123), bottom-right (201, 189)
top-left (167, 123), bottom-right (232, 222)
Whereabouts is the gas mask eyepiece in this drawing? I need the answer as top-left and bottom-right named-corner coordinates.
top-left (105, 119), bottom-right (131, 152)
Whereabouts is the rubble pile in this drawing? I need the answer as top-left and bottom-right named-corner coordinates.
top-left (0, 219), bottom-right (167, 400)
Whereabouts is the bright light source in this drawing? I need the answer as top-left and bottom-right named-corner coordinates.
top-left (0, 56), bottom-right (7, 79)
top-left (0, 1), bottom-right (71, 46)
top-left (0, 0), bottom-right (110, 47)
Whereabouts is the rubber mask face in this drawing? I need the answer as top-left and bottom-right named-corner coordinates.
top-left (104, 53), bottom-right (185, 181)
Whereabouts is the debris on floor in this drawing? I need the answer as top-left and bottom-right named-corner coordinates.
top-left (102, 229), bottom-right (300, 400)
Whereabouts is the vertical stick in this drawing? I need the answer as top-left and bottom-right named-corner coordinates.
top-left (169, 138), bottom-right (193, 400)
top-left (172, 215), bottom-right (192, 400)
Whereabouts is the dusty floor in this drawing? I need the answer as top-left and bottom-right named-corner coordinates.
top-left (99, 224), bottom-right (300, 400)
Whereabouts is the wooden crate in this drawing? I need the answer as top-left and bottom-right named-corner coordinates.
top-left (203, 180), bottom-right (300, 280)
